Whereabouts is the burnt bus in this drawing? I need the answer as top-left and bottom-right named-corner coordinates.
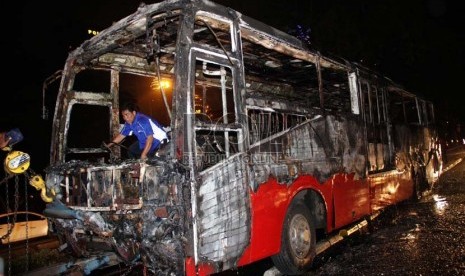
top-left (42, 0), bottom-right (442, 275)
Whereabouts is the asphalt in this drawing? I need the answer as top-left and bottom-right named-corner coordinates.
top-left (307, 144), bottom-right (465, 276)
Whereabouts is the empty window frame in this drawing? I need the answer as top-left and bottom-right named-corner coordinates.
top-left (240, 26), bottom-right (320, 111)
top-left (194, 13), bottom-right (234, 53)
top-left (247, 109), bottom-right (306, 146)
top-left (193, 60), bottom-right (239, 170)
top-left (319, 67), bottom-right (352, 114)
top-left (360, 81), bottom-right (391, 172)
top-left (66, 104), bottom-right (111, 162)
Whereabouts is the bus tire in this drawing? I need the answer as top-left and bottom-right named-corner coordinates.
top-left (272, 202), bottom-right (316, 275)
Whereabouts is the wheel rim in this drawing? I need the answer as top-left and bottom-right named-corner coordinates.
top-left (288, 213), bottom-right (311, 259)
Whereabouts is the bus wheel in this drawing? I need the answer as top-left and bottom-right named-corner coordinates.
top-left (272, 203), bottom-right (316, 275)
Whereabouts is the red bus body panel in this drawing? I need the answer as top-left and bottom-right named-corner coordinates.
top-left (237, 169), bottom-right (413, 267)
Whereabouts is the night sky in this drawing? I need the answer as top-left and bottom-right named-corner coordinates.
top-left (1, 0), bottom-right (464, 173)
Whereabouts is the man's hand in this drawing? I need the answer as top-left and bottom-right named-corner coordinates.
top-left (102, 141), bottom-right (117, 153)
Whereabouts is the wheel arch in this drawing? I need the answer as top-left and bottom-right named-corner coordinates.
top-left (271, 189), bottom-right (325, 274)
top-left (292, 189), bottom-right (327, 236)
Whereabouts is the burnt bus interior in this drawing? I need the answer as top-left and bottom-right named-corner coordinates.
top-left (55, 10), bottom-right (353, 202)
top-left (43, 1), bottom-right (438, 274)
top-left (358, 76), bottom-right (435, 173)
top-left (56, 5), bottom-right (435, 180)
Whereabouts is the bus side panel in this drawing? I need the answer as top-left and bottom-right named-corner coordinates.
top-left (369, 170), bottom-right (413, 211)
top-left (237, 113), bottom-right (363, 264)
top-left (238, 177), bottom-right (289, 265)
top-left (237, 175), bottom-right (332, 266)
top-left (196, 153), bottom-right (251, 269)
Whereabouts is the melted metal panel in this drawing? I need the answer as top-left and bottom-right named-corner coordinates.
top-left (197, 153), bottom-right (250, 269)
top-left (250, 114), bottom-right (367, 185)
top-left (46, 158), bottom-right (191, 275)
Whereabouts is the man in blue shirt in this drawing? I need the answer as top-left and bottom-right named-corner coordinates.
top-left (107, 103), bottom-right (167, 159)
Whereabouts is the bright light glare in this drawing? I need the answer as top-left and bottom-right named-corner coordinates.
top-left (151, 78), bottom-right (171, 91)
top-left (160, 79), bottom-right (170, 89)
top-left (432, 194), bottom-right (448, 215)
top-left (87, 29), bottom-right (100, 36)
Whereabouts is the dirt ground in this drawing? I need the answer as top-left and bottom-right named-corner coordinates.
top-left (305, 146), bottom-right (465, 276)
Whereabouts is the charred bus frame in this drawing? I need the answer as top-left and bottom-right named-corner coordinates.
top-left (42, 0), bottom-right (442, 275)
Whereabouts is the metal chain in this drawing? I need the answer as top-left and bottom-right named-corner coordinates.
top-left (1, 166), bottom-right (37, 275)
top-left (4, 176), bottom-right (19, 276)
top-left (12, 176), bottom-right (19, 276)
top-left (0, 174), bottom-right (14, 185)
top-left (5, 180), bottom-right (11, 276)
top-left (14, 176), bottom-right (19, 225)
top-left (24, 175), bottom-right (29, 273)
